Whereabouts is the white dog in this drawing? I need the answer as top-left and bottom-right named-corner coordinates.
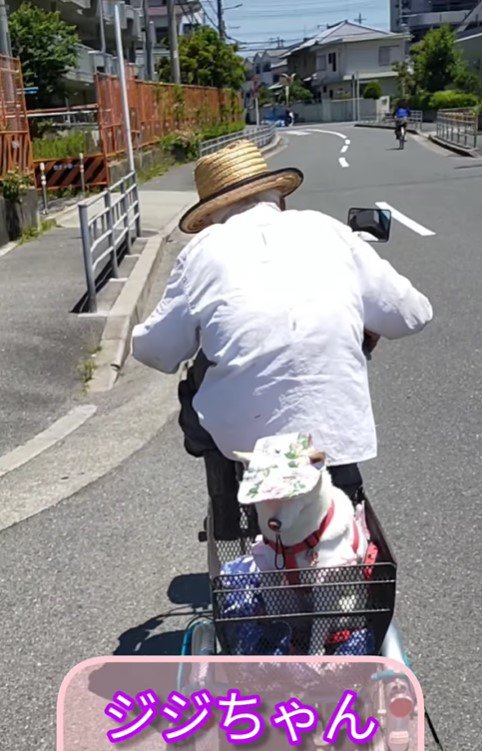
top-left (234, 433), bottom-right (369, 654)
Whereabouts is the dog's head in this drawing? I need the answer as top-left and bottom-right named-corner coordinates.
top-left (234, 441), bottom-right (329, 535)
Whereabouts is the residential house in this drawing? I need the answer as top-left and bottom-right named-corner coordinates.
top-left (390, 0), bottom-right (478, 43)
top-left (286, 20), bottom-right (409, 100)
top-left (244, 47), bottom-right (291, 108)
top-left (6, 0), bottom-right (143, 103)
top-left (456, 1), bottom-right (482, 81)
top-left (249, 48), bottom-right (290, 88)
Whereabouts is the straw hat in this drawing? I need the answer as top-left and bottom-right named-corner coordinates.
top-left (179, 139), bottom-right (304, 234)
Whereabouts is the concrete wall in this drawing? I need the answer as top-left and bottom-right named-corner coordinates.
top-left (0, 190), bottom-right (39, 246)
top-left (258, 98), bottom-right (380, 124)
top-left (108, 144), bottom-right (170, 184)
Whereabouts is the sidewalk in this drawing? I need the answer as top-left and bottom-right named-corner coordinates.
top-left (0, 167), bottom-right (196, 459)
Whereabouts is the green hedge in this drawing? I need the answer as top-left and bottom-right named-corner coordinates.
top-left (32, 131), bottom-right (88, 160)
top-left (428, 90), bottom-right (479, 110)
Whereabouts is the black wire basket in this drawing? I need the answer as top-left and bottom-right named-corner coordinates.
top-left (211, 498), bottom-right (396, 657)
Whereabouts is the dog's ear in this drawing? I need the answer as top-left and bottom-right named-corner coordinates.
top-left (232, 451), bottom-right (253, 468)
top-left (309, 451), bottom-right (326, 466)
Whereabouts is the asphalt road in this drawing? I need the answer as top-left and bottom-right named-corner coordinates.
top-left (1, 125), bottom-right (481, 750)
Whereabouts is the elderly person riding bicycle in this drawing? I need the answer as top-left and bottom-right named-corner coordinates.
top-left (132, 139), bottom-right (432, 539)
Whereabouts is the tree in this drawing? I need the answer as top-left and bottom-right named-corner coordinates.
top-left (363, 81), bottom-right (382, 99)
top-left (392, 61), bottom-right (416, 99)
top-left (411, 25), bottom-right (475, 94)
top-left (9, 2), bottom-right (79, 108)
top-left (157, 27), bottom-right (245, 90)
top-left (280, 74), bottom-right (313, 104)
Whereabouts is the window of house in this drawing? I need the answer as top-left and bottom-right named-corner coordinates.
top-left (379, 46), bottom-right (399, 66)
top-left (156, 27), bottom-right (166, 44)
top-left (273, 74), bottom-right (280, 83)
top-left (328, 52), bottom-right (337, 72)
top-left (317, 54), bottom-right (327, 71)
top-left (255, 64), bottom-right (261, 74)
top-left (263, 63), bottom-right (271, 72)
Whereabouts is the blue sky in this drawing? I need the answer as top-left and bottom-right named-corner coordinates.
top-left (202, 0), bottom-right (390, 54)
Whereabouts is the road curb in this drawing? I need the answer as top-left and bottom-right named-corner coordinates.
top-left (428, 134), bottom-right (480, 158)
top-left (88, 205), bottom-right (190, 393)
top-left (261, 134), bottom-right (283, 156)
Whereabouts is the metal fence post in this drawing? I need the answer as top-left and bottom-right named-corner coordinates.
top-left (121, 176), bottom-right (132, 253)
top-left (79, 204), bottom-right (97, 313)
top-left (79, 152), bottom-right (86, 196)
top-left (133, 175), bottom-right (141, 237)
top-left (39, 162), bottom-right (48, 214)
top-left (105, 189), bottom-right (119, 278)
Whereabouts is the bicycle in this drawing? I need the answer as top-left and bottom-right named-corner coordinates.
top-left (396, 120), bottom-right (407, 150)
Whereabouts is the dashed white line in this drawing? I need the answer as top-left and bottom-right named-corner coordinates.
top-left (340, 144), bottom-right (349, 154)
top-left (339, 157), bottom-right (349, 168)
top-left (375, 201), bottom-right (436, 237)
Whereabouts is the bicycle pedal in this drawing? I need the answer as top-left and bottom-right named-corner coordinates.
top-left (198, 530), bottom-right (208, 543)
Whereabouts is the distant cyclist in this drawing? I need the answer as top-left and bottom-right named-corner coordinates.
top-left (393, 99), bottom-right (411, 140)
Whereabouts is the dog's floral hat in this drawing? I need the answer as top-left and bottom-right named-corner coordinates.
top-left (236, 433), bottom-right (325, 505)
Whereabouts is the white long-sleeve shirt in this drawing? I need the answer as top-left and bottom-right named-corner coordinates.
top-left (132, 203), bottom-right (433, 464)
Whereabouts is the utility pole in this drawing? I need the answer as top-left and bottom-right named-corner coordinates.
top-left (142, 0), bottom-right (154, 80)
top-left (98, 0), bottom-right (110, 74)
top-left (217, 0), bottom-right (226, 40)
top-left (114, 2), bottom-right (135, 173)
top-left (167, 0), bottom-right (181, 83)
top-left (0, 0), bottom-right (12, 56)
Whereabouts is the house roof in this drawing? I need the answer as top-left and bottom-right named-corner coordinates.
top-left (288, 20), bottom-right (403, 55)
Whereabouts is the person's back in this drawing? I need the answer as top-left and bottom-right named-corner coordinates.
top-left (151, 202), bottom-right (430, 464)
top-left (394, 105), bottom-right (410, 120)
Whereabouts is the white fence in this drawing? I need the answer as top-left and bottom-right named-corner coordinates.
top-left (199, 125), bottom-right (276, 156)
top-left (435, 108), bottom-right (478, 150)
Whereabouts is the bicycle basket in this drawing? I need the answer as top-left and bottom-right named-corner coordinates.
top-left (211, 498), bottom-right (396, 657)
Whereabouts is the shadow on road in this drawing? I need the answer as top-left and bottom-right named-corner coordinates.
top-left (112, 572), bottom-right (210, 657)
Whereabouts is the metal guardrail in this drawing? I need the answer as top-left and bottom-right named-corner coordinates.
top-left (359, 110), bottom-right (423, 131)
top-left (435, 108), bottom-right (478, 150)
top-left (199, 124), bottom-right (276, 157)
top-left (78, 171), bottom-right (141, 313)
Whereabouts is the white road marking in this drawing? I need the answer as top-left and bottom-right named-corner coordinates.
top-left (305, 127), bottom-right (348, 140)
top-left (290, 127), bottom-right (350, 168)
top-left (376, 201), bottom-right (436, 237)
top-left (0, 405), bottom-right (97, 478)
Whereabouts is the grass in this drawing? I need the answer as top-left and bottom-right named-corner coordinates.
top-left (137, 160), bottom-right (172, 184)
top-left (19, 218), bottom-right (57, 244)
top-left (32, 132), bottom-right (88, 160)
top-left (78, 357), bottom-right (97, 392)
top-left (78, 344), bottom-right (102, 393)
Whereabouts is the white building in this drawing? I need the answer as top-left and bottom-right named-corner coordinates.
top-left (249, 48), bottom-right (290, 88)
top-left (132, 1), bottom-right (205, 74)
top-left (390, 0), bottom-right (478, 42)
top-left (456, 1), bottom-right (482, 81)
top-left (286, 20), bottom-right (409, 100)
